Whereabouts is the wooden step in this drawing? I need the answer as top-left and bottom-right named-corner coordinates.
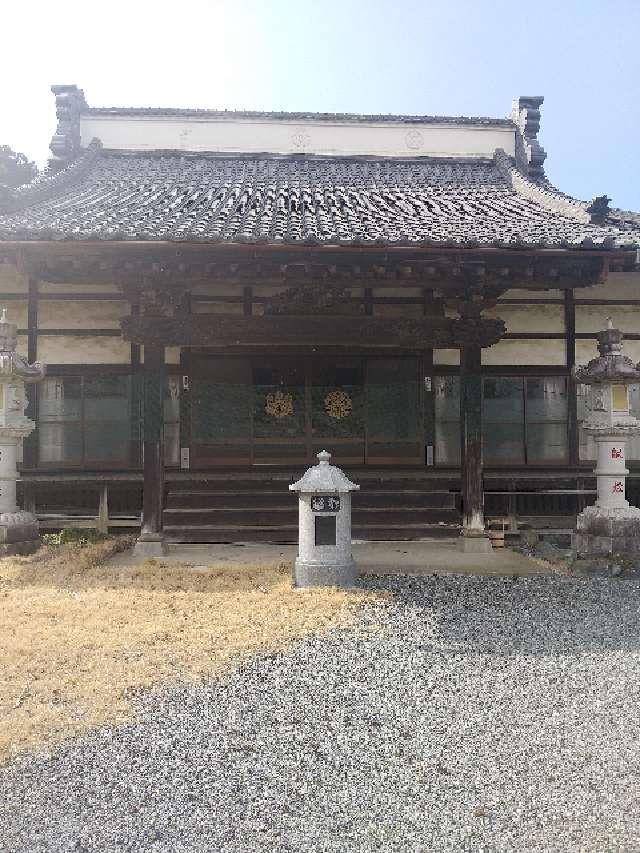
top-left (165, 478), bottom-right (456, 493)
top-left (163, 522), bottom-right (460, 544)
top-left (163, 506), bottom-right (460, 526)
top-left (164, 490), bottom-right (457, 510)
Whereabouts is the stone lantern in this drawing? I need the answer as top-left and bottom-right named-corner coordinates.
top-left (0, 309), bottom-right (46, 555)
top-left (574, 319), bottom-right (640, 559)
top-left (289, 450), bottom-right (360, 588)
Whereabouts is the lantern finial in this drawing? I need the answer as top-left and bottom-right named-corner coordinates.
top-left (607, 316), bottom-right (613, 330)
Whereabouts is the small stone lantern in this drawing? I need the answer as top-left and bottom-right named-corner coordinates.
top-left (289, 450), bottom-right (360, 588)
top-left (0, 309), bottom-right (46, 554)
top-left (574, 319), bottom-right (640, 558)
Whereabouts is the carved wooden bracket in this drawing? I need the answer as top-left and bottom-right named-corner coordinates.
top-left (121, 313), bottom-right (506, 350)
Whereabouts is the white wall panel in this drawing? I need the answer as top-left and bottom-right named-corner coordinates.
top-left (37, 336), bottom-right (131, 364)
top-left (0, 264), bottom-right (28, 292)
top-left (485, 304), bottom-right (564, 334)
top-left (433, 348), bottom-right (460, 365)
top-left (575, 272), bottom-right (640, 301)
top-left (38, 300), bottom-right (129, 329)
top-left (482, 339), bottom-right (566, 366)
top-left (575, 304), bottom-right (640, 334)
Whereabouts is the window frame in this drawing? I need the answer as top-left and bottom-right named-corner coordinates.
top-left (34, 368), bottom-right (141, 470)
top-left (432, 371), bottom-right (570, 468)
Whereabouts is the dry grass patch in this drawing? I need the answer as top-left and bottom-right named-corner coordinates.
top-left (0, 539), bottom-right (389, 764)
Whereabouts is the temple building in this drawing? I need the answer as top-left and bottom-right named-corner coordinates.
top-left (0, 85), bottom-right (639, 549)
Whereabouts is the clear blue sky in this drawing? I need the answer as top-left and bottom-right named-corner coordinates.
top-left (2, 0), bottom-right (639, 210)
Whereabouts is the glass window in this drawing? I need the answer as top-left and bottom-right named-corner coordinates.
top-left (435, 374), bottom-right (570, 468)
top-left (38, 375), bottom-right (135, 467)
top-left (525, 377), bottom-right (568, 464)
top-left (192, 359), bottom-right (252, 442)
top-left (483, 378), bottom-right (525, 465)
top-left (434, 376), bottom-right (460, 465)
top-left (367, 359), bottom-right (420, 441)
top-left (311, 360), bottom-right (364, 440)
top-left (84, 376), bottom-right (132, 464)
top-left (39, 377), bottom-right (83, 464)
top-left (483, 377), bottom-right (524, 422)
top-left (253, 361), bottom-right (305, 440)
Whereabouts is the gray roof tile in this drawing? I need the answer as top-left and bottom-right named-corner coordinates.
top-left (0, 147), bottom-right (638, 248)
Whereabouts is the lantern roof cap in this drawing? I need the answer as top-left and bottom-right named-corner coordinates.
top-left (0, 309), bottom-right (46, 383)
top-left (574, 321), bottom-right (640, 385)
top-left (290, 451), bottom-right (360, 494)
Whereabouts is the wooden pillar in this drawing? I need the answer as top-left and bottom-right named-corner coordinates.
top-left (23, 276), bottom-right (39, 468)
top-left (460, 344), bottom-right (491, 551)
top-left (565, 289), bottom-right (579, 466)
top-left (134, 343), bottom-right (166, 556)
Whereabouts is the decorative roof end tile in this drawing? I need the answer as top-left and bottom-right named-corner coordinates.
top-left (49, 85), bottom-right (89, 172)
top-left (511, 96), bottom-right (547, 181)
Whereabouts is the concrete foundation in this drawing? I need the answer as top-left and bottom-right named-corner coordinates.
top-left (106, 540), bottom-right (549, 578)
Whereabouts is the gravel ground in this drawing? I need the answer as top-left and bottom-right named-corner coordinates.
top-left (3, 573), bottom-right (640, 853)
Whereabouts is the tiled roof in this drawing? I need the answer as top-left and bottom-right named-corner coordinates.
top-left (0, 144), bottom-right (637, 248)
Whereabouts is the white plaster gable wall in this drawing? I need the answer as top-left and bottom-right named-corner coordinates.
top-left (80, 115), bottom-right (516, 159)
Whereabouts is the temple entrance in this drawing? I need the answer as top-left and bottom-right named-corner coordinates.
top-left (190, 354), bottom-right (423, 467)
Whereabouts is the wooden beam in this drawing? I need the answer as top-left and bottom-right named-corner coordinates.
top-left (243, 285), bottom-right (253, 317)
top-left (121, 313), bottom-right (506, 350)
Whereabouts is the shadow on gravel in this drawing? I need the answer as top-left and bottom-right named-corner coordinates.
top-left (357, 572), bottom-right (640, 657)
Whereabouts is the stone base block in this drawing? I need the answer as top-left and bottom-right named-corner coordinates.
top-left (0, 539), bottom-right (41, 557)
top-left (133, 533), bottom-right (167, 558)
top-left (575, 505), bottom-right (640, 559)
top-left (0, 511), bottom-right (41, 556)
top-left (294, 557), bottom-right (358, 589)
top-left (460, 533), bottom-right (493, 554)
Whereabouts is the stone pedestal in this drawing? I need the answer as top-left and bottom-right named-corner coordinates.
top-left (575, 505), bottom-right (640, 559)
top-left (573, 321), bottom-right (640, 561)
top-left (133, 531), bottom-right (168, 558)
top-left (461, 532), bottom-right (493, 554)
top-left (0, 311), bottom-right (46, 555)
top-left (290, 450), bottom-right (359, 588)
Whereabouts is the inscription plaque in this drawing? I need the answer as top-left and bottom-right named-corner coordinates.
top-left (315, 515), bottom-right (337, 546)
top-left (311, 495), bottom-right (341, 513)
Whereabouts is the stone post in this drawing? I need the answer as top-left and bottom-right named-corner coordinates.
top-left (289, 450), bottom-right (360, 588)
top-left (0, 309), bottom-right (46, 555)
top-left (574, 320), bottom-right (640, 559)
